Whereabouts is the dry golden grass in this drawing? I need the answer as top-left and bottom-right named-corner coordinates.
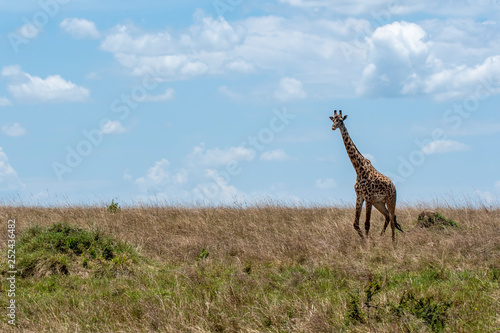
top-left (0, 202), bottom-right (499, 332)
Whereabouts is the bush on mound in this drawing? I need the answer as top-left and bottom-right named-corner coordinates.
top-left (416, 210), bottom-right (458, 229)
top-left (16, 222), bottom-right (140, 278)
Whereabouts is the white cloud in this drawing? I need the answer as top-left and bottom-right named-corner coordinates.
top-left (193, 169), bottom-right (240, 203)
top-left (260, 149), bottom-right (290, 161)
top-left (274, 77), bottom-right (306, 102)
top-left (357, 21), bottom-right (429, 97)
top-left (133, 143), bottom-right (259, 204)
top-left (2, 123), bottom-right (26, 137)
top-left (0, 97), bottom-right (11, 106)
top-left (183, 12), bottom-right (247, 51)
top-left (1, 65), bottom-right (23, 77)
top-left (100, 120), bottom-right (126, 134)
top-left (315, 178), bottom-right (336, 190)
top-left (0, 147), bottom-right (24, 191)
top-left (357, 20), bottom-right (500, 100)
top-left (180, 61), bottom-right (209, 76)
top-left (421, 140), bottom-right (470, 155)
top-left (186, 143), bottom-right (255, 167)
top-left (277, 0), bottom-right (499, 17)
top-left (138, 88), bottom-right (175, 102)
top-left (60, 18), bottom-right (100, 39)
top-left (134, 157), bottom-right (243, 204)
top-left (96, 12), bottom-right (500, 100)
top-left (423, 55), bottom-right (500, 100)
top-left (97, 13), bottom-right (351, 89)
top-left (224, 58), bottom-right (255, 73)
top-left (135, 159), bottom-right (187, 191)
top-left (100, 25), bottom-right (174, 54)
top-left (99, 14), bottom-right (245, 81)
top-left (2, 65), bottom-right (90, 104)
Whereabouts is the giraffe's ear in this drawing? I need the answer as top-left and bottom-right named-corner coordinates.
top-left (329, 116), bottom-right (334, 121)
top-left (342, 115), bottom-right (348, 121)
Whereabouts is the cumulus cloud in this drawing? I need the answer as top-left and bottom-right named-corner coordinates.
top-left (133, 143), bottom-right (260, 204)
top-left (2, 123), bottom-right (26, 137)
top-left (357, 21), bottom-right (429, 97)
top-left (422, 55), bottom-right (500, 100)
top-left (60, 18), bottom-right (100, 39)
top-left (357, 21), bottom-right (500, 100)
top-left (274, 77), bottom-right (306, 102)
top-left (100, 25), bottom-right (174, 55)
top-left (260, 149), bottom-right (290, 161)
top-left (135, 159), bottom-right (187, 192)
top-left (183, 13), bottom-right (247, 51)
top-left (100, 120), bottom-right (126, 134)
top-left (99, 13), bottom-right (245, 80)
top-left (97, 13), bottom-right (353, 89)
top-left (193, 169), bottom-right (241, 204)
top-left (95, 11), bottom-right (500, 100)
top-left (1, 65), bottom-right (89, 104)
top-left (421, 140), bottom-right (469, 155)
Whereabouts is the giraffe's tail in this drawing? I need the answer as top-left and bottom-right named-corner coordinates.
top-left (394, 215), bottom-right (403, 232)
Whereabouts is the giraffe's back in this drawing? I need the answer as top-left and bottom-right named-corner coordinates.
top-left (355, 167), bottom-right (396, 204)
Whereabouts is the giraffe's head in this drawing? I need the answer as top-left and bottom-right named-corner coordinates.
top-left (329, 110), bottom-right (348, 131)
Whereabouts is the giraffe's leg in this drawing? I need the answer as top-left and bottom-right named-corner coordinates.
top-left (387, 197), bottom-right (397, 243)
top-left (354, 196), bottom-right (364, 239)
top-left (364, 201), bottom-right (372, 237)
top-left (373, 202), bottom-right (390, 235)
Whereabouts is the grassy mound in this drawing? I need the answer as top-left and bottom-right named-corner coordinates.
top-left (416, 210), bottom-right (458, 228)
top-left (16, 222), bottom-right (140, 278)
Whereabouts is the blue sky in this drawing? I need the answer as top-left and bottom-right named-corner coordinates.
top-left (0, 0), bottom-right (499, 206)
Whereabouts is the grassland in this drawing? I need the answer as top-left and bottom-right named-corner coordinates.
top-left (0, 202), bottom-right (499, 332)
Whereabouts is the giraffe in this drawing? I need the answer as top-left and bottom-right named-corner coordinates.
top-left (329, 110), bottom-right (403, 242)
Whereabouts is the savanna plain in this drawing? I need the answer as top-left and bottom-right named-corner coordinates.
top-left (0, 199), bottom-right (499, 332)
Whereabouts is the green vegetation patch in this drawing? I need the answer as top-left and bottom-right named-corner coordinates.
top-left (16, 222), bottom-right (139, 278)
top-left (416, 211), bottom-right (458, 228)
top-left (392, 292), bottom-right (452, 332)
top-left (107, 199), bottom-right (121, 214)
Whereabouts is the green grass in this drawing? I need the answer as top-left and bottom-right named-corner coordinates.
top-left (0, 205), bottom-right (499, 332)
top-left (13, 222), bottom-right (139, 279)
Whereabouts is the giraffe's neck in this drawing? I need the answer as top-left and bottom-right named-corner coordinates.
top-left (339, 123), bottom-right (366, 175)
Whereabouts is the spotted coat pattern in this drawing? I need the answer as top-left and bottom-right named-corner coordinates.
top-left (330, 110), bottom-right (402, 242)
